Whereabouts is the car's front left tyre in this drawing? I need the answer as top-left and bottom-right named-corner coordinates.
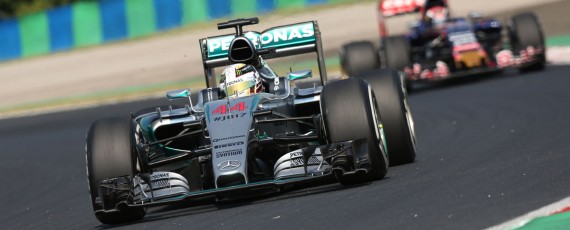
top-left (510, 12), bottom-right (546, 72)
top-left (340, 41), bottom-right (380, 77)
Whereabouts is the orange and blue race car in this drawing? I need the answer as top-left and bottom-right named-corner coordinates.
top-left (341, 0), bottom-right (546, 89)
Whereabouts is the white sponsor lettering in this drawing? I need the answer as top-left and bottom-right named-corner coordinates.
top-left (259, 24), bottom-right (314, 45)
top-left (209, 41), bottom-right (221, 52)
top-left (273, 30), bottom-right (288, 43)
top-left (208, 24), bottom-right (314, 53)
top-left (288, 29), bottom-right (303, 40)
top-left (222, 39), bottom-right (231, 51)
top-left (212, 135), bottom-right (246, 143)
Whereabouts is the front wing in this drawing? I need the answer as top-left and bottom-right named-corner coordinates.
top-left (93, 139), bottom-right (370, 213)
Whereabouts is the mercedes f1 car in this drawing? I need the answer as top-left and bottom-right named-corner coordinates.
top-left (85, 17), bottom-right (416, 224)
top-left (340, 0), bottom-right (546, 89)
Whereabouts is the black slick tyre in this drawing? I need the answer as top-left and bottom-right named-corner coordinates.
top-left (86, 117), bottom-right (146, 225)
top-left (510, 12), bottom-right (545, 71)
top-left (340, 41), bottom-right (380, 77)
top-left (353, 69), bottom-right (416, 166)
top-left (380, 35), bottom-right (411, 70)
top-left (380, 35), bottom-right (413, 91)
top-left (321, 78), bottom-right (388, 183)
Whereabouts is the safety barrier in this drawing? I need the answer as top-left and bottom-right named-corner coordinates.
top-left (0, 0), bottom-right (353, 62)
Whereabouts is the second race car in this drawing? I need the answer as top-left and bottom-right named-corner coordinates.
top-left (341, 0), bottom-right (546, 89)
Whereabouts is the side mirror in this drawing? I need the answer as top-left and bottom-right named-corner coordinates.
top-left (286, 69), bottom-right (312, 81)
top-left (166, 88), bottom-right (191, 100)
top-left (166, 88), bottom-right (194, 112)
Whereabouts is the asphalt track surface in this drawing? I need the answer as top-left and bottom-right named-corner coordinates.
top-left (2, 65), bottom-right (570, 229)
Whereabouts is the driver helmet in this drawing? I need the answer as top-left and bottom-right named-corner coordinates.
top-left (219, 64), bottom-right (263, 98)
top-left (425, 5), bottom-right (449, 25)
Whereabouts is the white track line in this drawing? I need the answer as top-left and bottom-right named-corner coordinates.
top-left (485, 197), bottom-right (570, 230)
top-left (547, 46), bottom-right (570, 65)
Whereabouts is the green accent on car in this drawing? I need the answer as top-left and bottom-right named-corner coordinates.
top-left (260, 22), bottom-right (316, 49)
top-left (287, 69), bottom-right (313, 81)
top-left (206, 22), bottom-right (316, 59)
top-left (139, 114), bottom-right (157, 142)
top-left (380, 127), bottom-right (388, 156)
top-left (205, 103), bottom-right (211, 123)
top-left (255, 131), bottom-right (270, 140)
top-left (250, 94), bottom-right (263, 115)
top-left (166, 89), bottom-right (191, 99)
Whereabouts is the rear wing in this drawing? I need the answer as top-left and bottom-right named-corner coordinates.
top-left (199, 21), bottom-right (327, 88)
top-left (379, 0), bottom-right (425, 18)
top-left (378, 0), bottom-right (450, 37)
top-left (378, 0), bottom-right (425, 37)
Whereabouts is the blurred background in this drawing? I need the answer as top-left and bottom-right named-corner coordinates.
top-left (0, 0), bottom-right (569, 116)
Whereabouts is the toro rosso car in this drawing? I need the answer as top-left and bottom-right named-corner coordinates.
top-left (85, 17), bottom-right (416, 224)
top-left (341, 0), bottom-right (546, 89)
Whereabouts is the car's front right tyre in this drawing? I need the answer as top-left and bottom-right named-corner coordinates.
top-left (321, 78), bottom-right (388, 185)
top-left (86, 117), bottom-right (146, 225)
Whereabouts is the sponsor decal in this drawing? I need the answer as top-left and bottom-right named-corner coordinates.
top-left (218, 160), bottom-right (241, 171)
top-left (212, 135), bottom-right (246, 143)
top-left (290, 156), bottom-right (322, 167)
top-left (289, 150), bottom-right (303, 158)
top-left (214, 141), bottom-right (244, 149)
top-left (213, 113), bottom-right (247, 122)
top-left (258, 25), bottom-right (314, 46)
top-left (226, 78), bottom-right (243, 86)
top-left (150, 179), bottom-right (171, 189)
top-left (215, 149), bottom-right (243, 158)
top-left (448, 32), bottom-right (478, 46)
top-left (151, 172), bottom-right (169, 180)
top-left (208, 33), bottom-right (258, 53)
top-left (212, 102), bottom-right (248, 115)
top-left (273, 77), bottom-right (280, 91)
top-left (207, 23), bottom-right (315, 59)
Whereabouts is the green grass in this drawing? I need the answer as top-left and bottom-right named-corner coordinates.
top-left (547, 35), bottom-right (570, 47)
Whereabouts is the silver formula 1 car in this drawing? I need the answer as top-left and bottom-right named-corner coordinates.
top-left (85, 17), bottom-right (416, 225)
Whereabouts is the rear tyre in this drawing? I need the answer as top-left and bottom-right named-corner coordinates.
top-left (352, 69), bottom-right (416, 166)
top-left (340, 41), bottom-right (380, 77)
top-left (380, 35), bottom-right (413, 91)
top-left (86, 117), bottom-right (146, 225)
top-left (321, 78), bottom-right (388, 184)
top-left (380, 35), bottom-right (411, 70)
top-left (510, 12), bottom-right (546, 72)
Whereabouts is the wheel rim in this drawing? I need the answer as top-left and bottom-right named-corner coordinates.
top-left (402, 86), bottom-right (417, 153)
top-left (368, 86), bottom-right (388, 166)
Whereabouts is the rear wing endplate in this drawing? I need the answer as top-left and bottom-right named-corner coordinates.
top-left (199, 21), bottom-right (327, 87)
